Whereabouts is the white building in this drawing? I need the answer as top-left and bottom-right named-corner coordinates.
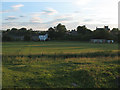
top-left (90, 39), bottom-right (114, 44)
top-left (107, 40), bottom-right (114, 43)
top-left (39, 34), bottom-right (48, 41)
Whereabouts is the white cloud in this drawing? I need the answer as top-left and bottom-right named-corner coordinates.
top-left (2, 22), bottom-right (49, 30)
top-left (40, 14), bottom-right (76, 25)
top-left (55, 15), bottom-right (74, 21)
top-left (1, 0), bottom-right (119, 30)
top-left (29, 8), bottom-right (58, 23)
top-left (30, 13), bottom-right (43, 23)
top-left (12, 4), bottom-right (24, 10)
top-left (2, 0), bottom-right (71, 2)
top-left (30, 17), bottom-right (42, 23)
top-left (73, 0), bottom-right (92, 6)
top-left (73, 0), bottom-right (118, 25)
top-left (0, 10), bottom-right (10, 13)
top-left (41, 8), bottom-right (58, 15)
top-left (31, 13), bottom-right (41, 17)
top-left (19, 15), bottom-right (26, 17)
top-left (0, 4), bottom-right (24, 13)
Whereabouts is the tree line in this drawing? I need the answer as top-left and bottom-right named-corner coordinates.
top-left (2, 23), bottom-right (120, 42)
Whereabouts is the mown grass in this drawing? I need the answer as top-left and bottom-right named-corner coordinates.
top-left (2, 41), bottom-right (120, 88)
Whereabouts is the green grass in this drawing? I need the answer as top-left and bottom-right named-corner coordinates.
top-left (2, 41), bottom-right (120, 88)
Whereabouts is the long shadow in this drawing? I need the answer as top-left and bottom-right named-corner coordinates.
top-left (20, 70), bottom-right (96, 88)
top-left (104, 60), bottom-right (120, 64)
top-left (3, 51), bottom-right (119, 59)
top-left (6, 66), bottom-right (96, 88)
top-left (3, 59), bottom-right (119, 88)
top-left (47, 63), bottom-right (96, 88)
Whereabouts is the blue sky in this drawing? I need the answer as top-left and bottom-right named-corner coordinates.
top-left (1, 0), bottom-right (119, 30)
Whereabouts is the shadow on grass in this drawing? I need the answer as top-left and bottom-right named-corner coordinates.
top-left (104, 60), bottom-right (120, 64)
top-left (3, 51), bottom-right (119, 59)
top-left (8, 69), bottom-right (96, 88)
top-left (18, 78), bottom-right (51, 88)
top-left (3, 59), bottom-right (119, 88)
top-left (7, 65), bottom-right (31, 72)
top-left (4, 60), bottom-right (96, 88)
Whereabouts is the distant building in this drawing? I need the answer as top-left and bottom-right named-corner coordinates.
top-left (96, 26), bottom-right (110, 31)
top-left (31, 35), bottom-right (39, 41)
top-left (11, 35), bottom-right (24, 41)
top-left (104, 26), bottom-right (110, 31)
top-left (107, 40), bottom-right (114, 43)
top-left (90, 39), bottom-right (106, 43)
top-left (39, 34), bottom-right (48, 41)
top-left (90, 39), bottom-right (114, 44)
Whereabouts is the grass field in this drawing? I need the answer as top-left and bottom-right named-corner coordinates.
top-left (2, 41), bottom-right (120, 88)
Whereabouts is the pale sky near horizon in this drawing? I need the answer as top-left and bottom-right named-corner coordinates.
top-left (0, 0), bottom-right (119, 31)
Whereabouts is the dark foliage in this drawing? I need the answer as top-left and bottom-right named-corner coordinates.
top-left (2, 24), bottom-right (120, 42)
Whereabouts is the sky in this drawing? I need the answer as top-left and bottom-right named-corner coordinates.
top-left (0, 0), bottom-right (119, 31)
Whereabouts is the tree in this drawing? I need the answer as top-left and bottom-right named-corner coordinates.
top-left (77, 25), bottom-right (92, 41)
top-left (24, 35), bottom-right (31, 41)
top-left (2, 36), bottom-right (12, 41)
top-left (18, 28), bottom-right (28, 36)
top-left (11, 28), bottom-right (18, 31)
top-left (77, 25), bottom-right (91, 34)
top-left (48, 24), bottom-right (67, 40)
top-left (6, 29), bottom-right (10, 32)
top-left (55, 23), bottom-right (67, 39)
top-left (19, 28), bottom-right (27, 31)
top-left (28, 28), bottom-right (33, 31)
top-left (93, 29), bottom-right (111, 39)
top-left (77, 25), bottom-right (86, 34)
top-left (111, 28), bottom-right (119, 35)
top-left (110, 28), bottom-right (120, 42)
top-left (48, 27), bottom-right (56, 39)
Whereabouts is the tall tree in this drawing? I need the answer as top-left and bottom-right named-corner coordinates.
top-left (77, 25), bottom-right (92, 41)
top-left (11, 28), bottom-right (18, 31)
top-left (110, 28), bottom-right (120, 42)
top-left (77, 25), bottom-right (91, 34)
top-left (48, 27), bottom-right (56, 39)
top-left (93, 29), bottom-right (111, 39)
top-left (56, 23), bottom-right (67, 39)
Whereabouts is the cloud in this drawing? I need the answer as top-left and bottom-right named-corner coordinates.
top-left (41, 8), bottom-right (58, 15)
top-left (31, 13), bottom-right (41, 17)
top-left (44, 14), bottom-right (75, 25)
top-left (19, 15), bottom-right (25, 17)
top-left (0, 10), bottom-right (11, 13)
top-left (73, 0), bottom-right (92, 5)
top-left (2, 21), bottom-right (117, 31)
top-left (12, 4), bottom-right (24, 10)
top-left (55, 15), bottom-right (73, 21)
top-left (0, 4), bottom-right (24, 13)
top-left (30, 8), bottom-right (58, 17)
top-left (2, 22), bottom-right (49, 31)
top-left (30, 13), bottom-right (42, 23)
top-left (29, 8), bottom-right (58, 23)
top-left (30, 17), bottom-right (42, 23)
top-left (5, 16), bottom-right (18, 21)
top-left (30, 16), bottom-right (42, 23)
top-left (1, 0), bottom-right (118, 30)
top-left (84, 19), bottom-right (93, 22)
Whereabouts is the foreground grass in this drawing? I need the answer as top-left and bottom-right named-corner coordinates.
top-left (2, 41), bottom-right (120, 88)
